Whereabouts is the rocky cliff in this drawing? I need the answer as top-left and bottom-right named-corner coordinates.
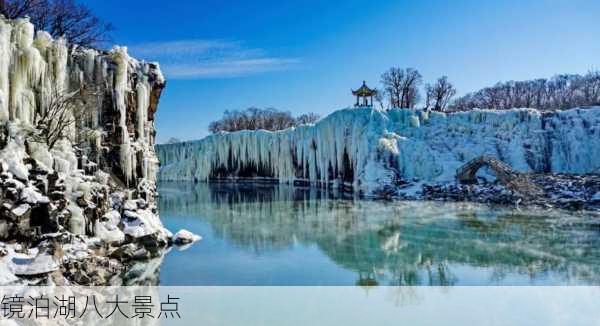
top-left (0, 17), bottom-right (197, 285)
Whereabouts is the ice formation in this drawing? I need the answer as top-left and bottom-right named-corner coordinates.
top-left (157, 107), bottom-right (600, 195)
top-left (0, 16), bottom-right (164, 186)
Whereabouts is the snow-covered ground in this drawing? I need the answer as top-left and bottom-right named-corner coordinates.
top-left (157, 107), bottom-right (600, 195)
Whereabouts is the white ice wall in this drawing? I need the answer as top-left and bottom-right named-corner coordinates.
top-left (157, 107), bottom-right (600, 195)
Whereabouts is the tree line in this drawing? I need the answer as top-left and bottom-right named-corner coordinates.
top-left (377, 67), bottom-right (600, 112)
top-left (449, 71), bottom-right (600, 111)
top-left (208, 108), bottom-right (320, 134)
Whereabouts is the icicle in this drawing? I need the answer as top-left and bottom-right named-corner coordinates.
top-left (0, 18), bottom-right (12, 121)
top-left (136, 82), bottom-right (148, 142)
top-left (111, 46), bottom-right (135, 184)
top-left (9, 19), bottom-right (46, 124)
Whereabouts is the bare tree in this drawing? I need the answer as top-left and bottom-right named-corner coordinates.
top-left (295, 112), bottom-right (320, 125)
top-left (381, 68), bottom-right (403, 108)
top-left (425, 76), bottom-right (457, 111)
top-left (0, 0), bottom-right (112, 47)
top-left (29, 87), bottom-right (89, 149)
top-left (381, 67), bottom-right (422, 108)
top-left (401, 68), bottom-right (422, 108)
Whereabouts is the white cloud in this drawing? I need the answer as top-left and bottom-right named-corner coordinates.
top-left (164, 58), bottom-right (299, 79)
top-left (128, 39), bottom-right (298, 79)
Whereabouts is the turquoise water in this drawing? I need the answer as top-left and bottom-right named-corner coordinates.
top-left (157, 182), bottom-right (600, 286)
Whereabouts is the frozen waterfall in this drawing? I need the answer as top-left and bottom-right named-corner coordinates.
top-left (157, 107), bottom-right (600, 195)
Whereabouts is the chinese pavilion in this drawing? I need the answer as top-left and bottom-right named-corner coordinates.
top-left (352, 81), bottom-right (377, 107)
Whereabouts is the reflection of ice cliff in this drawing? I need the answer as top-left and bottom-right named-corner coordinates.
top-left (159, 182), bottom-right (600, 285)
top-left (157, 107), bottom-right (600, 195)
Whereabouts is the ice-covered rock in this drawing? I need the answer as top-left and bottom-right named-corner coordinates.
top-left (67, 203), bottom-right (85, 235)
top-left (0, 140), bottom-right (29, 180)
top-left (123, 209), bottom-right (170, 241)
top-left (173, 229), bottom-right (201, 245)
top-left (94, 219), bottom-right (125, 244)
top-left (123, 200), bottom-right (138, 211)
top-left (157, 107), bottom-right (600, 195)
top-left (11, 203), bottom-right (30, 217)
top-left (21, 186), bottom-right (49, 204)
top-left (10, 253), bottom-right (59, 276)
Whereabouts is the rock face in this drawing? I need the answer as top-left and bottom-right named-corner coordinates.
top-left (0, 16), bottom-right (177, 285)
top-left (157, 106), bottom-right (600, 196)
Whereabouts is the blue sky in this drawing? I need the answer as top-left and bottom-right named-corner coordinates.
top-left (87, 0), bottom-right (600, 143)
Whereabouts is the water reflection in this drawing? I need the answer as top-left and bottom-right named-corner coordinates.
top-left (158, 182), bottom-right (600, 285)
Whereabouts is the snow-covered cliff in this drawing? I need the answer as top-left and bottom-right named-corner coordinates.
top-left (0, 17), bottom-right (194, 285)
top-left (157, 107), bottom-right (600, 195)
top-left (0, 16), bottom-right (164, 186)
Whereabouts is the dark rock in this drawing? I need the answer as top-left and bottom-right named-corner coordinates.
top-left (76, 196), bottom-right (89, 207)
top-left (49, 191), bottom-right (65, 201)
top-left (73, 271), bottom-right (91, 285)
top-left (109, 243), bottom-right (137, 261)
top-left (132, 247), bottom-right (150, 260)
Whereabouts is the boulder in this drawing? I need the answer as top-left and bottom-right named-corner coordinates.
top-left (173, 229), bottom-right (201, 245)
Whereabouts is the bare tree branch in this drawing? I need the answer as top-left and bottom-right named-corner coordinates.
top-left (1, 0), bottom-right (112, 48)
top-left (29, 85), bottom-right (99, 149)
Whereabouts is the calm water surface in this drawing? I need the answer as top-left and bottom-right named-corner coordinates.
top-left (156, 182), bottom-right (600, 286)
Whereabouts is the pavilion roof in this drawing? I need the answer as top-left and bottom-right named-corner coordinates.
top-left (352, 81), bottom-right (377, 96)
